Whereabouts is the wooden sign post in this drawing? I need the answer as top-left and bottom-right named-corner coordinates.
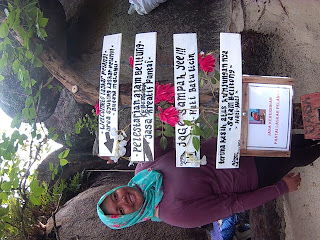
top-left (130, 32), bottom-right (157, 162)
top-left (240, 75), bottom-right (294, 157)
top-left (98, 33), bottom-right (122, 157)
top-left (173, 33), bottom-right (200, 167)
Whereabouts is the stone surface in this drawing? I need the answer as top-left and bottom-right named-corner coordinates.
top-left (44, 88), bottom-right (95, 149)
top-left (0, 65), bottom-right (61, 121)
top-left (59, 0), bottom-right (230, 87)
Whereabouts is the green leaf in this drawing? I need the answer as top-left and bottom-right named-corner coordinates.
top-left (65, 134), bottom-right (72, 147)
top-left (13, 8), bottom-right (21, 30)
top-left (0, 192), bottom-right (8, 201)
top-left (60, 158), bottom-right (68, 166)
top-left (164, 123), bottom-right (175, 137)
top-left (0, 53), bottom-right (7, 72)
top-left (49, 162), bottom-right (54, 171)
top-left (66, 140), bottom-right (72, 147)
top-left (54, 166), bottom-right (58, 175)
top-left (34, 44), bottom-right (43, 56)
top-left (208, 114), bottom-right (218, 123)
top-left (192, 125), bottom-right (204, 136)
top-left (14, 0), bottom-right (21, 7)
top-left (160, 136), bottom-right (168, 150)
top-left (31, 78), bottom-right (37, 86)
top-left (11, 130), bottom-right (20, 140)
top-left (5, 44), bottom-right (14, 61)
top-left (22, 108), bottom-right (30, 119)
top-left (155, 117), bottom-right (161, 129)
top-left (11, 114), bottom-right (21, 128)
top-left (7, 11), bottom-right (14, 25)
top-left (192, 136), bottom-right (200, 151)
top-left (25, 50), bottom-right (33, 59)
top-left (0, 22), bottom-right (9, 38)
top-left (1, 182), bottom-right (11, 191)
top-left (18, 133), bottom-right (27, 145)
top-left (37, 28), bottom-right (47, 40)
top-left (202, 125), bottom-right (212, 140)
top-left (155, 130), bottom-right (162, 138)
top-left (214, 70), bottom-right (220, 81)
top-left (0, 75), bottom-right (4, 82)
top-left (58, 149), bottom-right (70, 159)
top-left (32, 57), bottom-right (42, 67)
top-left (30, 194), bottom-right (41, 206)
top-left (25, 96), bottom-right (33, 107)
top-left (38, 17), bottom-right (48, 28)
top-left (194, 117), bottom-right (203, 124)
top-left (75, 121), bottom-right (82, 134)
top-left (29, 107), bottom-right (36, 119)
top-left (48, 127), bottom-right (55, 133)
top-left (183, 120), bottom-right (192, 126)
top-left (200, 78), bottom-right (204, 87)
top-left (52, 134), bottom-right (58, 141)
top-left (211, 77), bottom-right (216, 84)
top-left (12, 60), bottom-right (20, 74)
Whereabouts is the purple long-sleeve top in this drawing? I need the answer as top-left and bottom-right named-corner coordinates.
top-left (135, 138), bottom-right (288, 228)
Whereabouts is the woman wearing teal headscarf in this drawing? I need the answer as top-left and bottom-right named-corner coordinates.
top-left (97, 168), bottom-right (163, 229)
top-left (97, 137), bottom-right (317, 229)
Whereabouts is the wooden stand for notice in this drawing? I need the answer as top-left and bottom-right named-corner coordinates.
top-left (240, 75), bottom-right (294, 157)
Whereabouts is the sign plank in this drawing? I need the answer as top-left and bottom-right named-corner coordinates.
top-left (301, 92), bottom-right (320, 139)
top-left (173, 33), bottom-right (200, 167)
top-left (130, 32), bottom-right (157, 162)
top-left (99, 33), bottom-right (122, 156)
top-left (216, 33), bottom-right (242, 169)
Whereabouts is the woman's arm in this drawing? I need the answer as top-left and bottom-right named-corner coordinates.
top-left (160, 179), bottom-right (288, 228)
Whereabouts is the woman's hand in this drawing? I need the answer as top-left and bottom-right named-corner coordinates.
top-left (282, 172), bottom-right (301, 192)
top-left (98, 155), bottom-right (115, 164)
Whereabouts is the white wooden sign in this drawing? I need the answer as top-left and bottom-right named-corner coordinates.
top-left (216, 33), bottom-right (242, 169)
top-left (99, 33), bottom-right (122, 156)
top-left (247, 83), bottom-right (293, 151)
top-left (130, 32), bottom-right (157, 162)
top-left (174, 33), bottom-right (200, 167)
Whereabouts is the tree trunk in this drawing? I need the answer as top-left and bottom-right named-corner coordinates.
top-left (0, 13), bottom-right (99, 106)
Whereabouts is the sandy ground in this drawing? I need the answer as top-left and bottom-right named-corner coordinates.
top-left (230, 1), bottom-right (320, 239)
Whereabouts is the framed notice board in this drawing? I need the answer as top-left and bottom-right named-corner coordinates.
top-left (240, 75), bottom-right (294, 157)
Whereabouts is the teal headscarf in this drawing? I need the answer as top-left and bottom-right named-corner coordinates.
top-left (97, 168), bottom-right (163, 229)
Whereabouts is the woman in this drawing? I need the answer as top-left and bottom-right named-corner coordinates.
top-left (97, 136), bottom-right (319, 229)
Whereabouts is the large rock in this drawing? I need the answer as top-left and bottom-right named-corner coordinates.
top-left (0, 65), bottom-right (61, 121)
top-left (44, 88), bottom-right (95, 149)
top-left (49, 172), bottom-right (211, 240)
top-left (37, 146), bottom-right (136, 186)
top-left (59, 0), bottom-right (230, 86)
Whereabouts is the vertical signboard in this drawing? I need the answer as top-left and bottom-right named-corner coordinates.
top-left (130, 32), bottom-right (157, 162)
top-left (216, 33), bottom-right (242, 169)
top-left (174, 33), bottom-right (200, 167)
top-left (301, 92), bottom-right (320, 140)
top-left (99, 33), bottom-right (122, 156)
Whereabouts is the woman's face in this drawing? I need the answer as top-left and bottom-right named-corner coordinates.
top-left (101, 186), bottom-right (144, 215)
